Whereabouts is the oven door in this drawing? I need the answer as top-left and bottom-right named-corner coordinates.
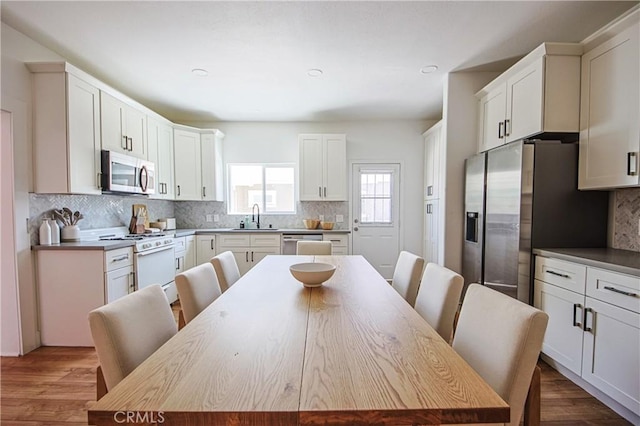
top-left (134, 245), bottom-right (175, 293)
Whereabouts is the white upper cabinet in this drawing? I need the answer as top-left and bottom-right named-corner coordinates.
top-left (579, 17), bottom-right (640, 190)
top-left (100, 92), bottom-right (147, 159)
top-left (478, 85), bottom-right (507, 152)
top-left (174, 127), bottom-right (225, 201)
top-left (476, 43), bottom-right (582, 152)
top-left (174, 128), bottom-right (203, 201)
top-left (147, 117), bottom-right (175, 200)
top-left (200, 130), bottom-right (225, 202)
top-left (423, 121), bottom-right (443, 200)
top-left (299, 134), bottom-right (347, 201)
top-left (28, 64), bottom-right (101, 195)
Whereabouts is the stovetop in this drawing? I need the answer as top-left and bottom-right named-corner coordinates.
top-left (83, 227), bottom-right (175, 253)
top-left (99, 233), bottom-right (171, 241)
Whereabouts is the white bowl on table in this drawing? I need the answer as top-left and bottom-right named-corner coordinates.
top-left (289, 262), bottom-right (336, 288)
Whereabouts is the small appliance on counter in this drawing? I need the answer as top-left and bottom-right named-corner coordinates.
top-left (159, 218), bottom-right (176, 230)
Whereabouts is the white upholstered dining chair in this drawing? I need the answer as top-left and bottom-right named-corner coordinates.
top-left (390, 251), bottom-right (425, 307)
top-left (452, 284), bottom-right (549, 426)
top-left (89, 285), bottom-right (178, 400)
top-left (211, 251), bottom-right (241, 292)
top-left (413, 262), bottom-right (463, 342)
top-left (176, 262), bottom-right (222, 327)
top-left (296, 240), bottom-right (332, 255)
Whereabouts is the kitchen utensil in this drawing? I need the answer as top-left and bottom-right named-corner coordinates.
top-left (72, 211), bottom-right (80, 225)
top-left (289, 262), bottom-right (336, 287)
top-left (53, 209), bottom-right (68, 226)
top-left (320, 221), bottom-right (335, 230)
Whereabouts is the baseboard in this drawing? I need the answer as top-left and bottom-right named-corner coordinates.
top-left (541, 354), bottom-right (639, 425)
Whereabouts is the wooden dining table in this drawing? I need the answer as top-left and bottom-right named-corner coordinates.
top-left (88, 255), bottom-right (509, 425)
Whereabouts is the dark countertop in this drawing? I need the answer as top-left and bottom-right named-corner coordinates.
top-left (33, 228), bottom-right (352, 250)
top-left (533, 248), bottom-right (640, 277)
top-left (32, 240), bottom-right (134, 251)
top-left (174, 228), bottom-right (351, 237)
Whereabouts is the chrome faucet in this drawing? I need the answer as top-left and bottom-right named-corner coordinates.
top-left (251, 203), bottom-right (260, 229)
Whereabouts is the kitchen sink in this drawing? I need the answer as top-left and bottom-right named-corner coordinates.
top-left (231, 228), bottom-right (279, 231)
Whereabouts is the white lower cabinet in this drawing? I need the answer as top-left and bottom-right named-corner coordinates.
top-left (534, 280), bottom-right (585, 375)
top-left (423, 199), bottom-right (440, 265)
top-left (323, 234), bottom-right (350, 255)
top-left (35, 247), bottom-right (134, 346)
top-left (196, 235), bottom-right (216, 266)
top-left (105, 263), bottom-right (135, 304)
top-left (174, 236), bottom-right (196, 274)
top-left (582, 296), bottom-right (640, 413)
top-left (534, 255), bottom-right (640, 418)
top-left (216, 233), bottom-right (280, 276)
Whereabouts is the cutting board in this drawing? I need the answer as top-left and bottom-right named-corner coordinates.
top-left (132, 204), bottom-right (149, 228)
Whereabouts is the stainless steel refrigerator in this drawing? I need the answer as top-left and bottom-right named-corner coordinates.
top-left (462, 140), bottom-right (609, 304)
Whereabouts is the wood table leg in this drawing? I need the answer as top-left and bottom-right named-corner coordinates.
top-left (96, 365), bottom-right (108, 401)
top-left (178, 309), bottom-right (186, 330)
top-left (524, 364), bottom-right (541, 426)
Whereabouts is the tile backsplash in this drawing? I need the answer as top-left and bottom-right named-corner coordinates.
top-left (612, 187), bottom-right (640, 252)
top-left (29, 193), bottom-right (349, 244)
top-left (30, 188), bottom-right (636, 251)
top-left (29, 194), bottom-right (174, 245)
top-left (174, 201), bottom-right (349, 230)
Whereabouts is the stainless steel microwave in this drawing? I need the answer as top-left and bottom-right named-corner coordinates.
top-left (101, 150), bottom-right (155, 195)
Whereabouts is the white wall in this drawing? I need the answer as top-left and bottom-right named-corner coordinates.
top-left (184, 120), bottom-right (434, 254)
top-left (2, 22), bottom-right (64, 353)
top-left (441, 72), bottom-right (499, 273)
top-left (1, 110), bottom-right (21, 355)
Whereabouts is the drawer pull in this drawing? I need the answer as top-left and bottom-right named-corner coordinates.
top-left (603, 286), bottom-right (638, 298)
top-left (583, 308), bottom-right (594, 333)
top-left (628, 152), bottom-right (638, 176)
top-left (112, 255), bottom-right (129, 262)
top-left (546, 269), bottom-right (570, 279)
top-left (572, 303), bottom-right (583, 328)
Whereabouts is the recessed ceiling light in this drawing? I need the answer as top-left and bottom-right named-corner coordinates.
top-left (192, 68), bottom-right (209, 77)
top-left (420, 65), bottom-right (438, 74)
top-left (307, 68), bottom-right (323, 77)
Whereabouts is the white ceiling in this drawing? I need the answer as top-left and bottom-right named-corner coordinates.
top-left (1, 1), bottom-right (635, 122)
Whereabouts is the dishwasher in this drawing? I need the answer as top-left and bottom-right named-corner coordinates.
top-left (281, 233), bottom-right (323, 255)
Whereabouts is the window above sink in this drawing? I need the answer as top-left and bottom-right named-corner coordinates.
top-left (227, 164), bottom-right (295, 215)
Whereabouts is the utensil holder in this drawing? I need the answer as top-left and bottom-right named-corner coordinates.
top-left (61, 225), bottom-right (81, 242)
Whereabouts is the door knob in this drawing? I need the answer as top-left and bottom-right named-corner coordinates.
top-left (354, 219), bottom-right (359, 223)
top-left (354, 227), bottom-right (359, 231)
